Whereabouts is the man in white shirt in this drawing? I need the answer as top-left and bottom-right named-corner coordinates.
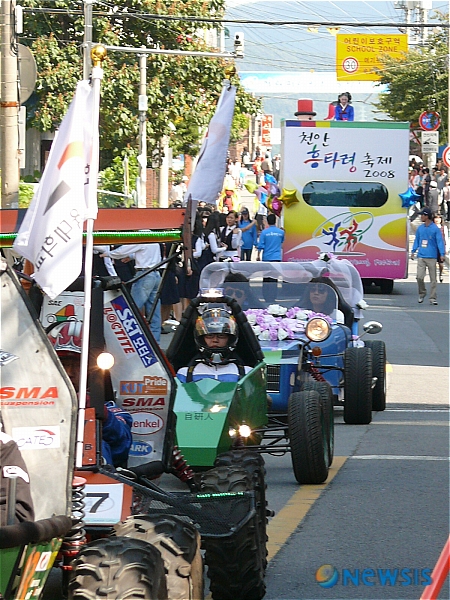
top-left (101, 244), bottom-right (162, 342)
top-left (176, 308), bottom-right (251, 383)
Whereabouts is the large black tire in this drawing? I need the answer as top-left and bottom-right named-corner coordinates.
top-left (288, 390), bottom-right (329, 484)
top-left (68, 537), bottom-right (167, 600)
top-left (365, 340), bottom-right (387, 412)
top-left (200, 465), bottom-right (266, 600)
top-left (115, 515), bottom-right (203, 600)
top-left (343, 347), bottom-right (373, 425)
top-left (214, 450), bottom-right (268, 568)
top-left (379, 279), bottom-right (394, 294)
top-left (301, 381), bottom-right (335, 466)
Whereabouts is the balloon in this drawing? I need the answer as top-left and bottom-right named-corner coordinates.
top-left (269, 183), bottom-right (280, 196)
top-left (272, 198), bottom-right (282, 216)
top-left (266, 197), bottom-right (273, 212)
top-left (255, 187), bottom-right (268, 205)
top-left (279, 188), bottom-right (299, 208)
top-left (399, 187), bottom-right (420, 208)
top-left (245, 181), bottom-right (258, 194)
top-left (265, 173), bottom-right (277, 185)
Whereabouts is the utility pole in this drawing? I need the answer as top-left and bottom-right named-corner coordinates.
top-left (1, 0), bottom-right (19, 209)
top-left (159, 136), bottom-right (169, 208)
top-left (137, 51), bottom-right (147, 208)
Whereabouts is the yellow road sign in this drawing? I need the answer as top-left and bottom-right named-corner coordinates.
top-left (336, 34), bottom-right (408, 81)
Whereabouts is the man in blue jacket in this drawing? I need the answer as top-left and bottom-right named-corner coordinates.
top-left (411, 207), bottom-right (446, 305)
top-left (257, 213), bottom-right (285, 261)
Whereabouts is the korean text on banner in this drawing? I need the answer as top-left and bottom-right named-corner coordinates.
top-left (184, 85), bottom-right (237, 214)
top-left (13, 81), bottom-right (98, 299)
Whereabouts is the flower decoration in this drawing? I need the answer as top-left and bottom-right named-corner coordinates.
top-left (245, 305), bottom-right (333, 341)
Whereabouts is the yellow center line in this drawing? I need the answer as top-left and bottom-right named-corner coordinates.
top-left (267, 456), bottom-right (348, 562)
top-left (387, 361), bottom-right (393, 372)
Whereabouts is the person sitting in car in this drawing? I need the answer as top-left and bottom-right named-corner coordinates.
top-left (51, 322), bottom-right (132, 468)
top-left (176, 307), bottom-right (251, 383)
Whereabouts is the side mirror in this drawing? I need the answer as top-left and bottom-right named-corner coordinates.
top-left (363, 321), bottom-right (383, 335)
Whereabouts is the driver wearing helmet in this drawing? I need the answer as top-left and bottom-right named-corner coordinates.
top-left (176, 307), bottom-right (251, 383)
top-left (51, 322), bottom-right (132, 468)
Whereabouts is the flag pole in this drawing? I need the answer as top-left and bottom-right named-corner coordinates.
top-left (76, 45), bottom-right (105, 468)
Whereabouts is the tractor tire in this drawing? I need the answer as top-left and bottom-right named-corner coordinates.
top-left (365, 340), bottom-right (387, 412)
top-left (343, 347), bottom-right (373, 424)
top-left (214, 450), bottom-right (268, 567)
top-left (200, 465), bottom-right (266, 600)
top-left (115, 515), bottom-right (203, 600)
top-left (301, 381), bottom-right (335, 466)
top-left (288, 390), bottom-right (329, 484)
top-left (68, 537), bottom-right (167, 600)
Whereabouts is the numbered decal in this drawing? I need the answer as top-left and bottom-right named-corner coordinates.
top-left (84, 484), bottom-right (124, 525)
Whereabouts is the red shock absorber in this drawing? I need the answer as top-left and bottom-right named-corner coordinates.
top-left (172, 445), bottom-right (196, 489)
top-left (60, 477), bottom-right (87, 587)
top-left (310, 364), bottom-right (327, 382)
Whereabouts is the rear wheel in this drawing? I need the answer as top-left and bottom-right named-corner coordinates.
top-left (344, 347), bottom-right (373, 424)
top-left (68, 537), bottom-right (167, 600)
top-left (379, 279), bottom-right (394, 294)
top-left (365, 340), bottom-right (387, 411)
top-left (115, 515), bottom-right (203, 600)
top-left (301, 381), bottom-right (334, 466)
top-left (288, 390), bottom-right (328, 484)
top-left (201, 465), bottom-right (266, 600)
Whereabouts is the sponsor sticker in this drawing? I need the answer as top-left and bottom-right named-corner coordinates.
top-left (129, 441), bottom-right (153, 457)
top-left (120, 376), bottom-right (168, 395)
top-left (131, 412), bottom-right (164, 436)
top-left (0, 386), bottom-right (58, 407)
top-left (105, 295), bottom-right (157, 367)
top-left (12, 426), bottom-right (61, 450)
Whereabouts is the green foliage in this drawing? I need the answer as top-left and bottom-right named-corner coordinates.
top-left (20, 1), bottom-right (261, 168)
top-left (98, 152), bottom-right (139, 207)
top-left (19, 182), bottom-right (36, 208)
top-left (375, 18), bottom-right (448, 142)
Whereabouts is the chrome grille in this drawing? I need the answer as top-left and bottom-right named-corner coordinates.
top-left (266, 365), bottom-right (280, 392)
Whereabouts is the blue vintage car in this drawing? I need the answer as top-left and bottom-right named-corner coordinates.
top-left (199, 256), bottom-right (386, 482)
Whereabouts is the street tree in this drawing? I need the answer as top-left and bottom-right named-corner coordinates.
top-left (20, 0), bottom-right (261, 169)
top-left (375, 18), bottom-right (448, 142)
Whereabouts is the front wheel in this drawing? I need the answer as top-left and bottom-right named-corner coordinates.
top-left (68, 537), bottom-right (167, 600)
top-left (201, 465), bottom-right (266, 600)
top-left (365, 340), bottom-right (387, 411)
top-left (288, 390), bottom-right (329, 484)
top-left (301, 381), bottom-right (335, 466)
top-left (115, 515), bottom-right (203, 600)
top-left (344, 347), bottom-right (373, 424)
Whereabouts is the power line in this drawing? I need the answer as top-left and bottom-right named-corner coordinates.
top-left (21, 8), bottom-right (449, 28)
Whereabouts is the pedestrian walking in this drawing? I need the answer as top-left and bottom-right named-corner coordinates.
top-left (257, 213), bottom-right (285, 262)
top-left (101, 244), bottom-right (162, 341)
top-left (428, 181), bottom-right (439, 215)
top-left (411, 207), bottom-right (446, 305)
top-left (433, 214), bottom-right (448, 283)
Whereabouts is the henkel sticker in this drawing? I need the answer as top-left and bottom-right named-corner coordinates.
top-left (131, 412), bottom-right (164, 436)
top-left (129, 441), bottom-right (153, 457)
top-left (12, 426), bottom-right (61, 450)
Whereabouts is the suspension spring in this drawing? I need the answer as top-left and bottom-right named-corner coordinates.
top-left (172, 446), bottom-right (195, 487)
top-left (60, 476), bottom-right (87, 571)
top-left (310, 364), bottom-right (327, 383)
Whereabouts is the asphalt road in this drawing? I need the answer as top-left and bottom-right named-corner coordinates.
top-left (262, 261), bottom-right (449, 600)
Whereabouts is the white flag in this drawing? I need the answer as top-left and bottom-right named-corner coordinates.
top-left (13, 81), bottom-right (98, 299)
top-left (184, 84), bottom-right (236, 210)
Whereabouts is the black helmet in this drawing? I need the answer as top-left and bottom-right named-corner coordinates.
top-left (194, 307), bottom-right (238, 364)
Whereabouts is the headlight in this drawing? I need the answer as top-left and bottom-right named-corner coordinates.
top-left (305, 318), bottom-right (331, 342)
top-left (238, 424), bottom-right (252, 438)
top-left (97, 352), bottom-right (114, 370)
